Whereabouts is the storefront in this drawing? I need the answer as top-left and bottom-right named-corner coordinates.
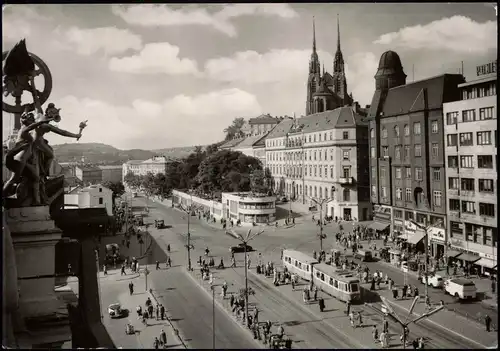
top-left (475, 253), bottom-right (497, 277)
top-left (372, 205), bottom-right (392, 235)
top-left (397, 221), bottom-right (425, 252)
top-left (428, 226), bottom-right (445, 259)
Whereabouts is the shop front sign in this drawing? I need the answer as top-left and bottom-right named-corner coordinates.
top-left (428, 227), bottom-right (445, 244)
top-left (404, 220), bottom-right (417, 236)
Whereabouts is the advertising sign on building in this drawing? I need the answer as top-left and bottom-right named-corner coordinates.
top-left (428, 227), bottom-right (445, 243)
top-left (404, 220), bottom-right (417, 236)
top-left (476, 60), bottom-right (497, 77)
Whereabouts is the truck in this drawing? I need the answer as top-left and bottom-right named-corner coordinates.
top-left (444, 278), bottom-right (477, 300)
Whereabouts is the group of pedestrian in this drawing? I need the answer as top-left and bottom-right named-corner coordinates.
top-left (136, 297), bottom-right (167, 326)
top-left (152, 329), bottom-right (168, 349)
top-left (283, 217), bottom-right (295, 226)
top-left (349, 311), bottom-right (363, 328)
top-left (302, 285), bottom-right (318, 304)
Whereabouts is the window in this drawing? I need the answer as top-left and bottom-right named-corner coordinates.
top-left (394, 126), bottom-right (400, 137)
top-left (477, 155), bottom-right (493, 168)
top-left (415, 167), bottom-right (423, 180)
top-left (393, 210), bottom-right (403, 219)
top-left (99, 188), bottom-right (102, 192)
top-left (447, 134), bottom-right (457, 147)
top-left (343, 189), bottom-right (350, 202)
top-left (479, 179), bottom-right (494, 193)
top-left (431, 120), bottom-right (438, 133)
top-left (395, 167), bottom-right (402, 179)
top-left (479, 203), bottom-right (495, 217)
top-left (343, 167), bottom-right (350, 178)
top-left (459, 132), bottom-right (473, 146)
top-left (431, 143), bottom-right (439, 157)
top-left (479, 107), bottom-right (494, 120)
top-left (405, 167), bottom-right (411, 179)
top-left (395, 146), bottom-right (401, 159)
top-left (432, 168), bottom-right (441, 181)
top-left (460, 155), bottom-right (474, 168)
top-left (99, 197), bottom-right (103, 205)
top-left (330, 167), bottom-right (334, 178)
top-left (381, 127), bottom-right (387, 138)
top-left (404, 124), bottom-right (409, 136)
top-left (477, 131), bottom-right (492, 145)
top-left (460, 178), bottom-right (474, 191)
top-left (413, 122), bottom-right (421, 135)
top-left (448, 198), bottom-right (460, 211)
top-left (405, 188), bottom-right (412, 202)
top-left (404, 145), bottom-right (410, 159)
top-left (370, 128), bottom-right (375, 138)
top-left (414, 144), bottom-right (422, 157)
top-left (448, 156), bottom-right (458, 168)
top-left (449, 177), bottom-right (459, 189)
top-left (343, 150), bottom-right (349, 160)
top-left (405, 211), bottom-right (414, 220)
top-left (450, 221), bottom-right (463, 239)
top-left (382, 146), bottom-right (389, 157)
top-left (371, 185), bottom-right (376, 196)
top-left (381, 186), bottom-right (387, 198)
top-left (380, 167), bottom-right (386, 179)
top-left (370, 147), bottom-right (376, 158)
top-left (462, 201), bottom-right (475, 214)
top-left (396, 188), bottom-right (402, 200)
top-left (446, 112), bottom-right (458, 125)
top-left (462, 109), bottom-right (476, 122)
top-left (343, 131), bottom-right (349, 140)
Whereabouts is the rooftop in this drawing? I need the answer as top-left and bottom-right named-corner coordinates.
top-left (219, 137), bottom-right (245, 149)
top-left (76, 165), bottom-right (102, 172)
top-left (248, 114), bottom-right (279, 124)
top-left (97, 165), bottom-right (123, 170)
top-left (233, 133), bottom-right (269, 148)
top-left (458, 75), bottom-right (496, 88)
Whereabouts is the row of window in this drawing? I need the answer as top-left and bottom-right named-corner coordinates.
top-left (448, 178), bottom-right (495, 193)
top-left (461, 82), bottom-right (496, 101)
top-left (268, 148), bottom-right (352, 162)
top-left (445, 106), bottom-right (495, 125)
top-left (267, 130), bottom-right (351, 148)
top-left (449, 200), bottom-right (496, 217)
top-left (373, 186), bottom-right (443, 207)
top-left (268, 164), bottom-right (352, 179)
top-left (449, 222), bottom-right (496, 247)
top-left (373, 120), bottom-right (440, 140)
top-left (376, 166), bottom-right (437, 182)
top-left (238, 203), bottom-right (275, 210)
top-left (446, 131), bottom-right (495, 147)
top-left (371, 143), bottom-right (441, 159)
top-left (447, 155), bottom-right (494, 169)
top-left (392, 210), bottom-right (444, 226)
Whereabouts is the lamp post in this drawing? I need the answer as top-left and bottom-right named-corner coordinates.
top-left (311, 197), bottom-right (333, 252)
top-left (370, 296), bottom-right (444, 349)
top-left (181, 191), bottom-right (198, 271)
top-left (226, 228), bottom-right (265, 327)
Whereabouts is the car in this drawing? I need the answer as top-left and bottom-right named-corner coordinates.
top-left (108, 303), bottom-right (126, 318)
top-left (279, 196), bottom-right (288, 203)
top-left (155, 219), bottom-right (165, 229)
top-left (418, 273), bottom-right (444, 288)
top-left (230, 243), bottom-right (253, 253)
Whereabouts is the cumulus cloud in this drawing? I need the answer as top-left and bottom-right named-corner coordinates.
top-left (44, 89), bottom-right (262, 149)
top-left (108, 42), bottom-right (200, 75)
top-left (374, 16), bottom-right (497, 54)
top-left (204, 48), bottom-right (379, 106)
top-left (64, 26), bottom-right (143, 56)
top-left (111, 4), bottom-right (298, 37)
top-left (2, 5), bottom-right (51, 43)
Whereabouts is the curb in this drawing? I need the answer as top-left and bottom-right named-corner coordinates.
top-left (183, 268), bottom-right (264, 349)
top-left (147, 290), bottom-right (188, 349)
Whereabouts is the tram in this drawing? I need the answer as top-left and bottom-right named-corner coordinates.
top-left (312, 263), bottom-right (361, 303)
top-left (282, 249), bottom-right (318, 281)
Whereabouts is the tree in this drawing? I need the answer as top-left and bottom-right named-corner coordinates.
top-left (141, 172), bottom-right (156, 197)
top-left (223, 117), bottom-right (246, 140)
top-left (124, 171), bottom-right (141, 189)
top-left (102, 181), bottom-right (125, 202)
top-left (205, 142), bottom-right (220, 156)
top-left (250, 169), bottom-right (268, 194)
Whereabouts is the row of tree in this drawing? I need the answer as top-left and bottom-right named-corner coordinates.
top-left (123, 143), bottom-right (273, 199)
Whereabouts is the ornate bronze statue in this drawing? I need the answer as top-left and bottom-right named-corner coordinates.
top-left (2, 39), bottom-right (88, 207)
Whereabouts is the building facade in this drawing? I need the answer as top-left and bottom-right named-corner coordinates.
top-left (265, 105), bottom-right (371, 221)
top-left (122, 156), bottom-right (172, 181)
top-left (98, 165), bottom-right (123, 183)
top-left (222, 192), bottom-right (276, 224)
top-left (443, 63), bottom-right (497, 273)
top-left (306, 16), bottom-right (353, 116)
top-left (247, 114), bottom-right (280, 135)
top-left (75, 166), bottom-right (102, 185)
top-left (368, 50), bottom-right (465, 247)
top-left (64, 184), bottom-right (113, 216)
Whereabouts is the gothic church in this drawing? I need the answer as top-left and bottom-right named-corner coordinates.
top-left (306, 16), bottom-right (353, 116)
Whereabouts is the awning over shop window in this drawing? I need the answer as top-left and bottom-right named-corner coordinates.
top-left (456, 253), bottom-right (480, 263)
top-left (407, 231), bottom-right (426, 245)
top-left (475, 257), bottom-right (497, 269)
top-left (446, 249), bottom-right (462, 258)
top-left (369, 222), bottom-right (390, 231)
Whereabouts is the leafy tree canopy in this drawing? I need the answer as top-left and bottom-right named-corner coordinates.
top-left (223, 117), bottom-right (246, 140)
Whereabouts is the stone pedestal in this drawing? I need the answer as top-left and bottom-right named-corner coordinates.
top-left (6, 206), bottom-right (63, 318)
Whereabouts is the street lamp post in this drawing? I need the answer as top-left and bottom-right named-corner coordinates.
top-left (311, 197), bottom-right (333, 252)
top-left (227, 228), bottom-right (265, 327)
top-left (181, 192), bottom-right (199, 271)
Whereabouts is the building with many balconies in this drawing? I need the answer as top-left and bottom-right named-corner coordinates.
top-left (443, 61), bottom-right (497, 274)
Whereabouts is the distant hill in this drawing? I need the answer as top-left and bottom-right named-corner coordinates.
top-left (51, 143), bottom-right (203, 165)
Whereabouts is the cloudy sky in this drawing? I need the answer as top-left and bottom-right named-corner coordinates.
top-left (2, 3), bottom-right (497, 150)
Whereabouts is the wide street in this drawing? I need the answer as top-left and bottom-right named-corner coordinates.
top-left (132, 194), bottom-right (497, 348)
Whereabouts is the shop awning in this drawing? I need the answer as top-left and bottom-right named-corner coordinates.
top-left (369, 222), bottom-right (390, 231)
top-left (446, 249), bottom-right (462, 258)
top-left (407, 231), bottom-right (426, 245)
top-left (475, 257), bottom-right (497, 269)
top-left (456, 253), bottom-right (480, 263)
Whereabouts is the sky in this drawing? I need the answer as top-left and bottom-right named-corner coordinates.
top-left (2, 3), bottom-right (497, 150)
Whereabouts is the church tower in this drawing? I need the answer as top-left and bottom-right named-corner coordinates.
top-left (332, 15), bottom-right (351, 106)
top-left (306, 17), bottom-right (321, 116)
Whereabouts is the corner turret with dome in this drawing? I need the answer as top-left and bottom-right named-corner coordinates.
top-left (375, 50), bottom-right (407, 91)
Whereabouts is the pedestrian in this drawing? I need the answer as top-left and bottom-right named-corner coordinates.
top-left (318, 297), bottom-right (325, 312)
top-left (253, 308), bottom-right (259, 325)
top-left (155, 304), bottom-right (160, 320)
top-left (103, 264), bottom-right (107, 275)
top-left (349, 312), bottom-right (355, 328)
top-left (313, 286), bottom-right (318, 301)
top-left (372, 325), bottom-right (379, 342)
top-left (382, 317), bottom-right (389, 334)
top-left (346, 301), bottom-right (351, 315)
top-left (230, 294), bottom-right (235, 309)
top-left (121, 265), bottom-right (126, 276)
top-left (129, 282), bottom-right (134, 295)
top-left (370, 277), bottom-right (376, 291)
top-left (168, 257), bottom-right (172, 267)
top-left (136, 305), bottom-right (142, 318)
top-left (358, 312), bottom-right (363, 326)
top-left (153, 336), bottom-right (160, 349)
top-left (291, 279), bottom-right (295, 290)
top-left (380, 331), bottom-right (387, 348)
top-left (414, 286), bottom-right (419, 298)
top-left (156, 260), bottom-right (160, 270)
top-left (247, 259), bottom-right (251, 269)
top-left (160, 304), bottom-right (165, 320)
top-left (402, 284), bottom-right (408, 299)
top-left (485, 314), bottom-right (492, 332)
top-left (148, 304), bottom-right (154, 319)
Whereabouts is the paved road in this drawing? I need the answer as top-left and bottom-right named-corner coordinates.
top-left (132, 195), bottom-right (497, 348)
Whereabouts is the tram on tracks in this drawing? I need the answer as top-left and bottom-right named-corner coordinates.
top-left (282, 249), bottom-right (361, 303)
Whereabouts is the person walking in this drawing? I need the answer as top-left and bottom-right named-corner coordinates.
top-left (485, 314), bottom-right (492, 332)
top-left (382, 317), bottom-right (389, 334)
top-left (346, 301), bottom-right (351, 315)
top-left (155, 304), bottom-right (160, 320)
top-left (160, 329), bottom-right (167, 347)
top-left (153, 336), bottom-right (160, 349)
top-left (156, 260), bottom-right (160, 270)
top-left (103, 264), bottom-right (107, 275)
top-left (318, 297), bottom-right (325, 312)
top-left (313, 286), bottom-right (318, 301)
top-left (160, 304), bottom-right (165, 320)
top-left (372, 325), bottom-right (379, 342)
top-left (121, 264), bottom-right (126, 276)
top-left (291, 279), bottom-right (295, 290)
top-left (129, 282), bottom-right (134, 295)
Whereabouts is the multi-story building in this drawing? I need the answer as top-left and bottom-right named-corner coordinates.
top-left (75, 165), bottom-right (103, 185)
top-left (247, 114), bottom-right (280, 135)
top-left (443, 61), bottom-right (497, 274)
top-left (222, 192), bottom-right (276, 224)
top-left (122, 156), bottom-right (172, 181)
top-left (64, 184), bottom-right (114, 216)
top-left (98, 165), bottom-right (123, 183)
top-left (368, 50), bottom-right (465, 245)
top-left (265, 105), bottom-right (371, 221)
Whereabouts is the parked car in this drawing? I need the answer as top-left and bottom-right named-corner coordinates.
top-left (279, 196), bottom-right (288, 203)
top-left (155, 219), bottom-right (165, 229)
top-left (230, 243), bottom-right (253, 253)
top-left (108, 303), bottom-right (126, 318)
top-left (354, 249), bottom-right (373, 262)
top-left (444, 278), bottom-right (477, 300)
top-left (418, 273), bottom-right (444, 288)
